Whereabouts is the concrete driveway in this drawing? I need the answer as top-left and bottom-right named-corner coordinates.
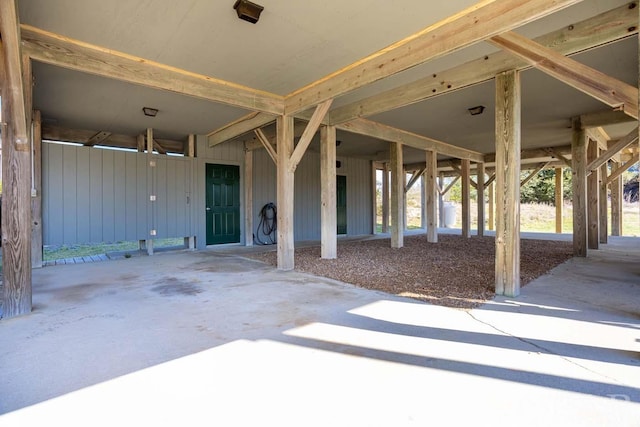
top-left (0, 238), bottom-right (639, 426)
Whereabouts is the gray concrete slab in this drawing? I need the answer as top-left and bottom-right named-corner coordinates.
top-left (0, 238), bottom-right (639, 426)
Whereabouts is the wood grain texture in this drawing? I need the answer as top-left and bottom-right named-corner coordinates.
top-left (277, 116), bottom-right (295, 270)
top-left (476, 162), bottom-right (485, 237)
top-left (610, 161), bottom-right (622, 236)
top-left (425, 150), bottom-right (438, 243)
top-left (587, 128), bottom-right (638, 173)
top-left (22, 25), bottom-right (284, 115)
top-left (390, 142), bottom-right (404, 248)
top-left (571, 120), bottom-right (588, 257)
top-left (328, 2), bottom-right (635, 125)
top-left (494, 70), bottom-right (521, 297)
top-left (586, 139), bottom-right (599, 250)
top-left (244, 149), bottom-right (253, 247)
top-left (382, 162), bottom-right (389, 233)
top-left (320, 126), bottom-right (337, 259)
top-left (555, 167), bottom-right (563, 234)
top-left (31, 110), bottom-right (43, 268)
top-left (580, 109), bottom-right (636, 129)
top-left (599, 162), bottom-right (608, 244)
top-left (254, 128), bottom-right (278, 166)
top-left (289, 100), bottom-right (332, 173)
top-left (208, 112), bottom-right (276, 147)
top-left (461, 158), bottom-right (471, 238)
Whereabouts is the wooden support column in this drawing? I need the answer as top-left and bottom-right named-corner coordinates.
top-left (137, 134), bottom-right (147, 251)
top-left (420, 174), bottom-right (426, 230)
top-left (571, 119), bottom-right (588, 257)
top-left (555, 167), bottom-right (563, 233)
top-left (146, 128), bottom-right (155, 256)
top-left (371, 161), bottom-right (377, 234)
top-left (390, 142), bottom-right (404, 248)
top-left (185, 134), bottom-right (196, 249)
top-left (461, 158), bottom-right (471, 238)
top-left (495, 70), bottom-right (521, 297)
top-left (244, 146), bottom-right (253, 247)
top-left (610, 161), bottom-right (622, 236)
top-left (403, 171), bottom-right (408, 231)
top-left (1, 1), bottom-right (33, 317)
top-left (587, 139), bottom-right (599, 250)
top-left (31, 110), bottom-right (43, 268)
top-left (276, 115), bottom-right (295, 270)
top-left (438, 173), bottom-right (445, 228)
top-left (599, 161), bottom-right (608, 244)
top-left (425, 150), bottom-right (438, 243)
top-left (321, 125), bottom-right (337, 259)
top-left (477, 162), bottom-right (485, 237)
top-left (382, 162), bottom-right (389, 233)
top-left (488, 181), bottom-right (495, 231)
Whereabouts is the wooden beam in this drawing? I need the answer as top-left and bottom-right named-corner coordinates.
top-left (185, 134), bottom-right (196, 250)
top-left (321, 125), bottom-right (337, 259)
top-left (461, 158), bottom-right (471, 238)
top-left (440, 176), bottom-right (460, 196)
top-left (289, 99), bottom-right (332, 173)
top-left (328, 3), bottom-right (636, 124)
top-left (587, 128), bottom-right (638, 173)
top-left (338, 118), bottom-right (483, 162)
top-left (520, 162), bottom-right (549, 187)
top-left (85, 131), bottom-right (112, 147)
top-left (580, 109), bottom-right (636, 129)
top-left (610, 161), bottom-right (623, 236)
top-left (287, 0), bottom-right (582, 115)
top-left (545, 147), bottom-right (573, 168)
top-left (146, 128), bottom-right (155, 256)
top-left (382, 162), bottom-right (389, 233)
top-left (490, 31), bottom-right (638, 119)
top-left (244, 148), bottom-right (253, 247)
top-left (276, 116), bottom-right (295, 270)
top-left (22, 25), bottom-right (284, 115)
top-left (371, 161), bottom-right (378, 234)
top-left (208, 112), bottom-right (276, 147)
top-left (607, 152), bottom-right (640, 185)
top-left (406, 167), bottom-right (425, 191)
top-left (587, 139), bottom-right (599, 249)
top-left (477, 162), bottom-right (485, 237)
top-left (390, 142), bottom-right (404, 248)
top-left (254, 128), bottom-right (278, 166)
top-left (1, 40), bottom-right (33, 317)
top-left (487, 180), bottom-right (495, 232)
top-left (555, 167), bottom-right (563, 234)
top-left (31, 110), bottom-right (43, 268)
top-left (495, 69), bottom-right (521, 298)
top-left (152, 139), bottom-right (167, 155)
top-left (572, 119), bottom-right (588, 256)
top-left (0, 0), bottom-right (28, 147)
top-left (484, 173), bottom-right (496, 188)
top-left (599, 161), bottom-right (608, 244)
top-left (425, 150), bottom-right (438, 243)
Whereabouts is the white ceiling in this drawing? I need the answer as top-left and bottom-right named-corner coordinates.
top-left (18, 0), bottom-right (639, 159)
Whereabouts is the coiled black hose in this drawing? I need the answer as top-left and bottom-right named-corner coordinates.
top-left (255, 202), bottom-right (277, 245)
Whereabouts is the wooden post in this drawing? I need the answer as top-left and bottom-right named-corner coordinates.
top-left (571, 119), bottom-right (588, 257)
top-left (382, 162), bottom-right (389, 233)
top-left (185, 134), bottom-right (196, 249)
top-left (31, 110), bottom-right (43, 268)
top-left (371, 161), bottom-right (377, 234)
top-left (555, 167), bottom-right (563, 233)
top-left (587, 139), bottom-right (599, 250)
top-left (488, 180), bottom-right (495, 231)
top-left (599, 161), bottom-right (608, 244)
top-left (1, 50), bottom-right (33, 317)
top-left (403, 170), bottom-right (408, 231)
top-left (390, 142), bottom-right (404, 248)
top-left (438, 172), bottom-right (445, 228)
top-left (477, 162), bottom-right (485, 237)
top-left (495, 70), bottom-right (521, 297)
top-left (610, 161), bottom-right (622, 236)
top-left (137, 134), bottom-right (147, 251)
top-left (146, 128), bottom-right (155, 256)
top-left (321, 125), bottom-right (337, 259)
top-left (277, 115), bottom-right (295, 270)
top-left (425, 150), bottom-right (438, 243)
top-left (244, 147), bottom-right (253, 247)
top-left (461, 158), bottom-right (471, 238)
top-left (420, 174), bottom-right (426, 230)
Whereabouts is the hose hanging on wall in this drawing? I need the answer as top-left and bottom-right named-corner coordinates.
top-left (255, 202), bottom-right (277, 245)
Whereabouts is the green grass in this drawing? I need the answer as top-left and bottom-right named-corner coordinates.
top-left (43, 238), bottom-right (184, 261)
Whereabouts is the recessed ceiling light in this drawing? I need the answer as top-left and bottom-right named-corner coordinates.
top-left (142, 107), bottom-right (159, 117)
top-left (468, 105), bottom-right (485, 116)
top-left (233, 0), bottom-right (264, 24)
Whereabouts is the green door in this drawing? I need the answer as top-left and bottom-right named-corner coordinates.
top-left (206, 164), bottom-right (240, 245)
top-left (337, 175), bottom-right (347, 235)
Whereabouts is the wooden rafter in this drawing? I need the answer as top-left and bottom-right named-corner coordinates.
top-left (85, 130), bottom-right (112, 147)
top-left (607, 153), bottom-right (639, 185)
top-left (152, 139), bottom-right (167, 155)
top-left (439, 176), bottom-right (460, 196)
top-left (209, 112), bottom-right (276, 147)
top-left (489, 31), bottom-right (638, 119)
top-left (544, 147), bottom-right (573, 168)
top-left (405, 168), bottom-right (425, 192)
top-left (580, 109), bottom-right (636, 129)
top-left (587, 128), bottom-right (638, 173)
top-left (21, 25), bottom-right (284, 115)
top-left (328, 3), bottom-right (636, 125)
top-left (337, 118), bottom-right (483, 162)
top-left (286, 0), bottom-right (582, 115)
top-left (0, 0), bottom-right (28, 146)
top-left (289, 99), bottom-right (333, 172)
top-left (520, 162), bottom-right (549, 187)
top-left (254, 128), bottom-right (278, 166)
top-left (484, 173), bottom-right (496, 188)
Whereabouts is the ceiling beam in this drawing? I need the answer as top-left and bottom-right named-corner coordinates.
top-left (328, 3), bottom-right (637, 125)
top-left (489, 31), bottom-right (638, 119)
top-left (587, 128), bottom-right (638, 173)
top-left (208, 112), bottom-right (276, 146)
top-left (579, 109), bottom-right (637, 128)
top-left (21, 25), bottom-right (284, 115)
top-left (286, 0), bottom-right (583, 116)
top-left (0, 0), bottom-right (29, 146)
top-left (336, 118), bottom-right (483, 162)
top-left (607, 152), bottom-right (639, 185)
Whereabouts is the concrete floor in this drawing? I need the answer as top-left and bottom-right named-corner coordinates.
top-left (0, 236), bottom-right (639, 426)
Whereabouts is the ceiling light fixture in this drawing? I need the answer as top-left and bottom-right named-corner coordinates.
top-left (142, 107), bottom-right (159, 117)
top-left (468, 105), bottom-right (485, 116)
top-left (233, 0), bottom-right (264, 24)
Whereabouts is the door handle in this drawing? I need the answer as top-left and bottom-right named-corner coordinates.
top-left (206, 207), bottom-right (211, 211)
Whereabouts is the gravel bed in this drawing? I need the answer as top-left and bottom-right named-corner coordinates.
top-left (249, 234), bottom-right (573, 309)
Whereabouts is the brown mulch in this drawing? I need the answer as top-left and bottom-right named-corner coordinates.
top-left (249, 234), bottom-right (573, 309)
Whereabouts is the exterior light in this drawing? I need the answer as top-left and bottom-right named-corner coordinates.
top-left (468, 105), bottom-right (485, 116)
top-left (143, 107), bottom-right (158, 117)
top-left (233, 0), bottom-right (264, 24)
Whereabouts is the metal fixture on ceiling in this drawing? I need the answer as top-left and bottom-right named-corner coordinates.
top-left (142, 107), bottom-right (159, 117)
top-left (468, 105), bottom-right (485, 116)
top-left (233, 0), bottom-right (264, 24)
